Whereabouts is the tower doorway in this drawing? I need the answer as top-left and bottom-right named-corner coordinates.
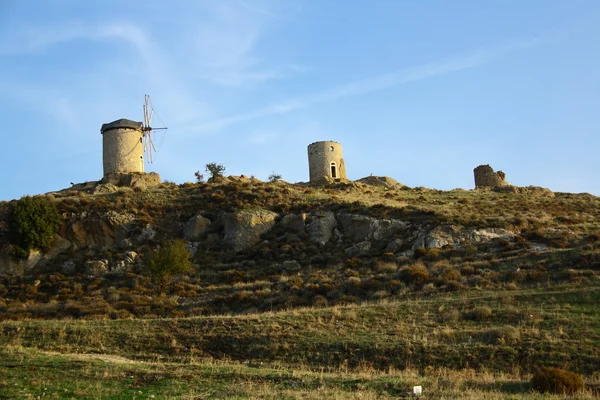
top-left (330, 162), bottom-right (337, 178)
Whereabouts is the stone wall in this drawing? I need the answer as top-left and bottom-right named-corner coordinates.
top-left (474, 164), bottom-right (507, 188)
top-left (101, 120), bottom-right (144, 177)
top-left (307, 141), bottom-right (347, 183)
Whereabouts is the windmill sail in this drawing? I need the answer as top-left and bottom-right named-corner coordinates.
top-left (141, 94), bottom-right (167, 164)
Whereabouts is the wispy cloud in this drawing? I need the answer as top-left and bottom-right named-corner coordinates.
top-left (189, 37), bottom-right (542, 132)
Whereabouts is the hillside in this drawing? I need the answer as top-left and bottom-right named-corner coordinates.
top-left (0, 177), bottom-right (599, 397)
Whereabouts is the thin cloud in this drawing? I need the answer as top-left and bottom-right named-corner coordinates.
top-left (189, 37), bottom-right (542, 132)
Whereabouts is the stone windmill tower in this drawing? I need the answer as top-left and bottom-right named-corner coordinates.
top-left (100, 95), bottom-right (166, 178)
top-left (307, 141), bottom-right (347, 183)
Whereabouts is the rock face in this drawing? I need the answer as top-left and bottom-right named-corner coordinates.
top-left (307, 212), bottom-right (337, 245)
top-left (224, 209), bottom-right (278, 252)
top-left (279, 214), bottom-right (306, 234)
top-left (184, 215), bottom-right (212, 241)
top-left (344, 241), bottom-right (372, 257)
top-left (355, 176), bottom-right (403, 189)
top-left (412, 226), bottom-right (515, 250)
top-left (101, 172), bottom-right (161, 190)
top-left (62, 211), bottom-right (136, 250)
top-left (0, 249), bottom-right (43, 277)
top-left (337, 213), bottom-right (408, 242)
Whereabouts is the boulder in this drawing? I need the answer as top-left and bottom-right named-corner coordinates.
top-left (355, 176), bottom-right (403, 189)
top-left (344, 241), bottom-right (372, 257)
top-left (412, 225), bottom-right (515, 250)
top-left (137, 225), bottom-right (156, 243)
top-left (184, 214), bottom-right (211, 240)
top-left (280, 213), bottom-right (306, 234)
top-left (93, 183), bottom-right (119, 195)
top-left (385, 238), bottom-right (405, 253)
top-left (62, 211), bottom-right (135, 250)
top-left (306, 212), bottom-right (337, 246)
top-left (61, 261), bottom-right (76, 275)
top-left (101, 172), bottom-right (161, 189)
top-left (85, 260), bottom-right (108, 277)
top-left (111, 260), bottom-right (127, 274)
top-left (223, 209), bottom-right (278, 252)
top-left (125, 251), bottom-right (138, 265)
top-left (337, 213), bottom-right (409, 242)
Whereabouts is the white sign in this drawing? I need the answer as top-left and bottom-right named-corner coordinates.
top-left (413, 386), bottom-right (422, 395)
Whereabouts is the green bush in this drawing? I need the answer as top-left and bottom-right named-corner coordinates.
top-left (268, 172), bottom-right (282, 182)
top-left (10, 195), bottom-right (61, 254)
top-left (531, 367), bottom-right (584, 394)
top-left (205, 162), bottom-right (226, 181)
top-left (147, 239), bottom-right (193, 293)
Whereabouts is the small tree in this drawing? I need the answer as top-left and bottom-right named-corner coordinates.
top-left (147, 239), bottom-right (192, 294)
top-left (10, 195), bottom-right (61, 256)
top-left (205, 162), bottom-right (226, 181)
top-left (268, 172), bottom-right (282, 182)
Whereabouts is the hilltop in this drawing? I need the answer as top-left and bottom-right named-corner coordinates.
top-left (0, 176), bottom-right (599, 397)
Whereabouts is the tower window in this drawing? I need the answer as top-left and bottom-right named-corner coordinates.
top-left (329, 146), bottom-right (334, 151)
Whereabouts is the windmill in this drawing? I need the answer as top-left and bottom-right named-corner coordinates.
top-left (141, 94), bottom-right (167, 164)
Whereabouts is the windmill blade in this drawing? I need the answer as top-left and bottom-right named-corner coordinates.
top-left (149, 131), bottom-right (157, 152)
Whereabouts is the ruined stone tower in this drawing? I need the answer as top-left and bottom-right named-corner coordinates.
top-left (101, 119), bottom-right (144, 177)
top-left (474, 164), bottom-right (507, 188)
top-left (307, 141), bottom-right (347, 183)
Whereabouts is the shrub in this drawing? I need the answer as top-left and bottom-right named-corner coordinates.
top-left (10, 195), bottom-right (61, 254)
top-left (464, 305), bottom-right (493, 321)
top-left (483, 326), bottom-right (520, 344)
top-left (531, 367), bottom-right (584, 395)
top-left (414, 248), bottom-right (428, 259)
top-left (442, 268), bottom-right (461, 282)
top-left (268, 172), bottom-right (282, 182)
top-left (398, 263), bottom-right (430, 286)
top-left (147, 239), bottom-right (193, 293)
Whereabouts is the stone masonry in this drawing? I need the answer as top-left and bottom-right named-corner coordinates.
top-left (474, 164), bottom-right (507, 188)
top-left (101, 119), bottom-right (144, 177)
top-left (307, 141), bottom-right (347, 183)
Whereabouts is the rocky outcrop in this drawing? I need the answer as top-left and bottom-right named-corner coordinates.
top-left (280, 213), bottom-right (306, 234)
top-left (184, 214), bottom-right (212, 241)
top-left (224, 209), bottom-right (278, 252)
top-left (412, 225), bottom-right (515, 250)
top-left (61, 211), bottom-right (136, 250)
top-left (356, 176), bottom-right (403, 189)
top-left (306, 212), bottom-right (337, 245)
top-left (493, 185), bottom-right (555, 197)
top-left (0, 249), bottom-right (43, 277)
top-left (344, 241), bottom-right (372, 257)
top-left (101, 172), bottom-right (161, 190)
top-left (337, 213), bottom-right (409, 242)
top-left (85, 260), bottom-right (109, 277)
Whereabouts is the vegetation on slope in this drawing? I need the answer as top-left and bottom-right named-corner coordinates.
top-left (0, 179), bottom-right (599, 397)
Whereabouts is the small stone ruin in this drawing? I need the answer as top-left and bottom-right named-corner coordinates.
top-left (473, 165), bottom-right (508, 188)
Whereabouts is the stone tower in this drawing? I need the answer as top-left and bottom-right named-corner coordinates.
top-left (100, 119), bottom-right (144, 177)
top-left (307, 141), bottom-right (347, 183)
top-left (474, 164), bottom-right (507, 188)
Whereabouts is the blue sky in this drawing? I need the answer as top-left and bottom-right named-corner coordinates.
top-left (1, 0), bottom-right (599, 200)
